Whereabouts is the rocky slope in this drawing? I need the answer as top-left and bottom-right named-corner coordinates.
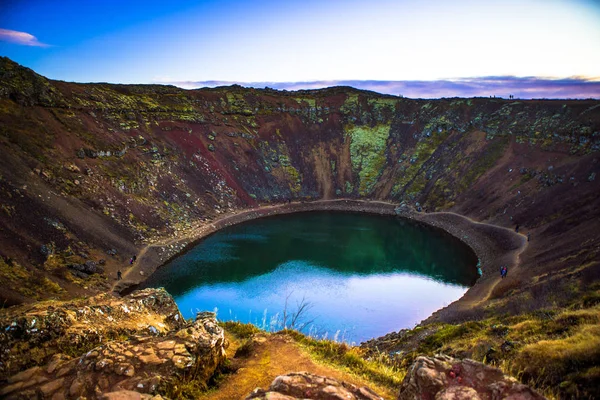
top-left (1, 56), bottom-right (598, 310)
top-left (0, 57), bottom-right (599, 398)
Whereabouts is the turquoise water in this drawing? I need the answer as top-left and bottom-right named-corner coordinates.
top-left (141, 212), bottom-right (478, 343)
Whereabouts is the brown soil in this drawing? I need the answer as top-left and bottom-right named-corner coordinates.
top-left (201, 332), bottom-right (396, 400)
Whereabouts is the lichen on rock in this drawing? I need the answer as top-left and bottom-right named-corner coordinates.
top-left (0, 289), bottom-right (226, 399)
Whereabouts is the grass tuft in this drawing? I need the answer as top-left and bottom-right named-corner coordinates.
top-left (285, 329), bottom-right (405, 390)
top-left (219, 321), bottom-right (261, 339)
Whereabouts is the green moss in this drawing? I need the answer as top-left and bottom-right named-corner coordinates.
top-left (340, 93), bottom-right (360, 114)
top-left (0, 256), bottom-right (65, 300)
top-left (294, 97), bottom-right (316, 108)
top-left (392, 131), bottom-right (448, 196)
top-left (345, 181), bottom-right (353, 194)
top-left (282, 163), bottom-right (302, 195)
top-left (347, 124), bottom-right (391, 195)
top-left (455, 138), bottom-right (508, 192)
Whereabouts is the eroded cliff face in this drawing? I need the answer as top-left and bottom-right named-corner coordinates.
top-left (0, 56), bottom-right (599, 314)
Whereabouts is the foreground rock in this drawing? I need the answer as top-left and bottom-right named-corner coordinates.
top-left (0, 290), bottom-right (227, 399)
top-left (398, 355), bottom-right (546, 400)
top-left (246, 372), bottom-right (384, 400)
top-left (0, 288), bottom-right (184, 379)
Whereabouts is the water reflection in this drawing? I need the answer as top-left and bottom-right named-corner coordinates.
top-left (142, 212), bottom-right (477, 342)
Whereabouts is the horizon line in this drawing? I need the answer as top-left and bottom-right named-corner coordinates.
top-left (154, 76), bottom-right (600, 100)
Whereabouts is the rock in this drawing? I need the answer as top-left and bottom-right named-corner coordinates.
top-left (84, 148), bottom-right (98, 158)
top-left (1, 291), bottom-right (225, 399)
top-left (40, 243), bottom-right (54, 256)
top-left (436, 385), bottom-right (481, 400)
top-left (0, 288), bottom-right (185, 379)
top-left (39, 377), bottom-right (65, 397)
top-left (101, 390), bottom-right (160, 399)
top-left (397, 355), bottom-right (546, 400)
top-left (69, 260), bottom-right (103, 275)
top-left (589, 172), bottom-right (596, 182)
top-left (66, 163), bottom-right (81, 173)
top-left (245, 372), bottom-right (384, 400)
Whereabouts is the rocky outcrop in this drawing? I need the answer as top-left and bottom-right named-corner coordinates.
top-left (0, 289), bottom-right (227, 399)
top-left (397, 355), bottom-right (546, 400)
top-left (0, 312), bottom-right (225, 399)
top-left (245, 372), bottom-right (384, 400)
top-left (0, 288), bottom-right (184, 379)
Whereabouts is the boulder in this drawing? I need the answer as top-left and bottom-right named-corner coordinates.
top-left (246, 372), bottom-right (384, 400)
top-left (69, 260), bottom-right (104, 274)
top-left (397, 355), bottom-right (546, 400)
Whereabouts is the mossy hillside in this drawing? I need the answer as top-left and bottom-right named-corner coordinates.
top-left (257, 141), bottom-right (303, 197)
top-left (0, 256), bottom-right (64, 301)
top-left (391, 128), bottom-right (450, 199)
top-left (453, 137), bottom-right (509, 194)
top-left (1, 56), bottom-right (599, 307)
top-left (363, 288), bottom-right (600, 400)
top-left (346, 124), bottom-right (391, 195)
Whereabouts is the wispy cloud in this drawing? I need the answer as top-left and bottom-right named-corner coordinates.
top-left (160, 76), bottom-right (600, 99)
top-left (0, 28), bottom-right (50, 47)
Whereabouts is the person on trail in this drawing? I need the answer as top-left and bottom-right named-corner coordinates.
top-left (117, 270), bottom-right (122, 280)
top-left (501, 266), bottom-right (507, 279)
top-left (527, 232), bottom-right (531, 242)
top-left (515, 224), bottom-right (520, 233)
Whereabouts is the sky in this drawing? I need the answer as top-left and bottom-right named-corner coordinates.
top-left (1, 0), bottom-right (599, 98)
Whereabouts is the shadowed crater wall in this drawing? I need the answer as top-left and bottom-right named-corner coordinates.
top-left (0, 56), bottom-right (599, 324)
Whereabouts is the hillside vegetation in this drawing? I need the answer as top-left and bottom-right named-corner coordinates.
top-left (0, 57), bottom-right (599, 398)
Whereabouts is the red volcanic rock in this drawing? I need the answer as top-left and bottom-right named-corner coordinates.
top-left (397, 355), bottom-right (546, 400)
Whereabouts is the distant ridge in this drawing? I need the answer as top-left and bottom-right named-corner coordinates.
top-left (163, 76), bottom-right (600, 99)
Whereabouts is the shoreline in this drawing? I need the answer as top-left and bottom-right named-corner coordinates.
top-left (114, 199), bottom-right (527, 325)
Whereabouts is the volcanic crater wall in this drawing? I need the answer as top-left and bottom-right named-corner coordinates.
top-left (0, 56), bottom-right (599, 312)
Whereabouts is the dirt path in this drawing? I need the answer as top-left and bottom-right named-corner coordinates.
top-left (411, 211), bottom-right (527, 322)
top-left (200, 332), bottom-right (395, 400)
top-left (415, 211), bottom-right (528, 306)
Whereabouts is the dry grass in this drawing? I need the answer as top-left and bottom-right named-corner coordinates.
top-left (363, 292), bottom-right (600, 400)
top-left (285, 329), bottom-right (405, 391)
top-left (512, 324), bottom-right (600, 399)
top-left (0, 256), bottom-right (64, 301)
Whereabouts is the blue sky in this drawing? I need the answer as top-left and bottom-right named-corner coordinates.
top-left (1, 0), bottom-right (599, 98)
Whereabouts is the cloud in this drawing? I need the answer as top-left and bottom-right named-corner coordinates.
top-left (160, 76), bottom-right (600, 99)
top-left (0, 28), bottom-right (50, 47)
